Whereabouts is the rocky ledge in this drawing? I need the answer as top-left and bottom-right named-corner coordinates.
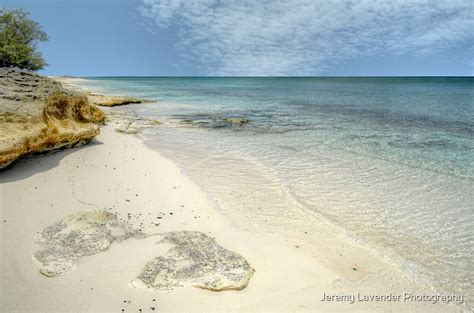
top-left (0, 68), bottom-right (106, 169)
top-left (87, 93), bottom-right (148, 107)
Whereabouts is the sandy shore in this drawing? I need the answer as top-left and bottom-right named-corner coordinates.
top-left (0, 125), bottom-right (345, 312)
top-left (0, 83), bottom-right (461, 311)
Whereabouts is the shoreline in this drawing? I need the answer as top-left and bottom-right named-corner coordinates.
top-left (1, 124), bottom-right (365, 312)
top-left (0, 77), bottom-right (464, 312)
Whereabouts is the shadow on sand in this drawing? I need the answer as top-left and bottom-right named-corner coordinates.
top-left (0, 140), bottom-right (103, 183)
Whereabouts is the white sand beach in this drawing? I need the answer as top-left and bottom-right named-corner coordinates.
top-left (1, 118), bottom-right (460, 312)
top-left (0, 124), bottom-right (341, 312)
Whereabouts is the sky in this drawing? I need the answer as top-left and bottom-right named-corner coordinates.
top-left (2, 0), bottom-right (473, 76)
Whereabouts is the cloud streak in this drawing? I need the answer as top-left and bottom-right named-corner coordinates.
top-left (140, 0), bottom-right (473, 75)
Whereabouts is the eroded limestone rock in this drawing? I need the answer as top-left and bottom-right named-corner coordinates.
top-left (87, 94), bottom-right (147, 107)
top-left (130, 231), bottom-right (254, 291)
top-left (32, 211), bottom-right (143, 277)
top-left (224, 117), bottom-right (249, 125)
top-left (0, 68), bottom-right (106, 168)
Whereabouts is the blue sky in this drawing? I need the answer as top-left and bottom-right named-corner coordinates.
top-left (2, 0), bottom-right (473, 76)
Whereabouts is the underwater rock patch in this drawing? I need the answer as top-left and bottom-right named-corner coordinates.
top-left (33, 211), bottom-right (144, 277)
top-left (130, 231), bottom-right (254, 291)
top-left (173, 116), bottom-right (251, 129)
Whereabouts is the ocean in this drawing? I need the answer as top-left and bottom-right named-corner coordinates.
top-left (74, 77), bottom-right (473, 305)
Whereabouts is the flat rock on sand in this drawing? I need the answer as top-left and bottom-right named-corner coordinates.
top-left (32, 213), bottom-right (254, 292)
top-left (32, 211), bottom-right (144, 277)
top-left (130, 231), bottom-right (254, 291)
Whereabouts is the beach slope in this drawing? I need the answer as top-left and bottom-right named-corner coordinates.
top-left (0, 123), bottom-right (425, 312)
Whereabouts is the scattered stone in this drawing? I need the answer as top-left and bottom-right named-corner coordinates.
top-left (130, 231), bottom-right (254, 291)
top-left (32, 211), bottom-right (145, 277)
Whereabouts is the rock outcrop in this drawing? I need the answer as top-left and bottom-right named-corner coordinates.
top-left (224, 117), bottom-right (249, 125)
top-left (87, 93), bottom-right (146, 107)
top-left (32, 211), bottom-right (144, 277)
top-left (130, 231), bottom-right (254, 291)
top-left (0, 68), bottom-right (105, 168)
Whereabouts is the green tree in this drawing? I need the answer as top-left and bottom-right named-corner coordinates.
top-left (0, 8), bottom-right (48, 71)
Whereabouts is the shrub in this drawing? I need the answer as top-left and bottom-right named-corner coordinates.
top-left (0, 8), bottom-right (48, 70)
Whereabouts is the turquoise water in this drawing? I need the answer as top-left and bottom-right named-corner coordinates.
top-left (77, 77), bottom-right (473, 304)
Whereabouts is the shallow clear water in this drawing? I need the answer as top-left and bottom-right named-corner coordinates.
top-left (77, 77), bottom-right (473, 303)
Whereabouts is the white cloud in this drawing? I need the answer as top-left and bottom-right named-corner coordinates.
top-left (140, 0), bottom-right (473, 75)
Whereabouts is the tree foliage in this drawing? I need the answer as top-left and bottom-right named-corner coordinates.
top-left (0, 8), bottom-right (48, 71)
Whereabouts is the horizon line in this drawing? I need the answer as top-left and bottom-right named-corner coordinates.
top-left (48, 75), bottom-right (474, 78)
